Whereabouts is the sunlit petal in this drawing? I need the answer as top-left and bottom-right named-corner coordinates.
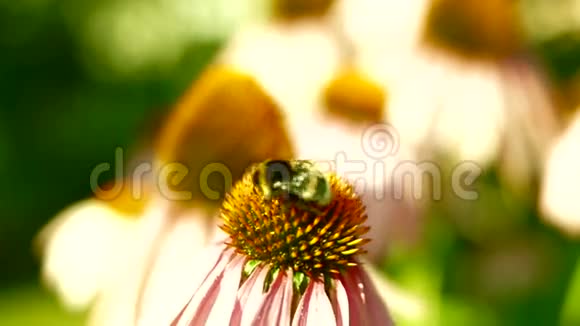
top-left (38, 199), bottom-right (139, 311)
top-left (541, 112), bottom-right (580, 235)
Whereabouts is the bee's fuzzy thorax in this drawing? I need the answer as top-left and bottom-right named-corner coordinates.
top-left (219, 163), bottom-right (370, 281)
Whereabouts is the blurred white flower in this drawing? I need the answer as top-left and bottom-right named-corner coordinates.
top-left (86, 199), bottom-right (220, 326)
top-left (37, 66), bottom-right (295, 325)
top-left (37, 187), bottom-right (221, 325)
top-left (333, 0), bottom-right (562, 192)
top-left (540, 111), bottom-right (580, 236)
top-left (37, 198), bottom-right (141, 311)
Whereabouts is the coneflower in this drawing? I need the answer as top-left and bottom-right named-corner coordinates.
top-left (171, 160), bottom-right (393, 325)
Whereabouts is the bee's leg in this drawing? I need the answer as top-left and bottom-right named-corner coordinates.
top-left (311, 207), bottom-right (324, 216)
top-left (295, 201), bottom-right (324, 216)
top-left (281, 202), bottom-right (292, 216)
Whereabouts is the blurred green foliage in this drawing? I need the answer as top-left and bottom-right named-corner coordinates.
top-left (0, 284), bottom-right (85, 326)
top-left (1, 0), bottom-right (580, 325)
top-left (0, 0), bottom-right (220, 279)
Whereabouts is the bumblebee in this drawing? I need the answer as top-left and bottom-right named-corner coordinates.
top-left (252, 160), bottom-right (332, 207)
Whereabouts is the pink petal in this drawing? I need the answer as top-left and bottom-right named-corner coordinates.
top-left (232, 265), bottom-right (270, 326)
top-left (329, 280), bottom-right (349, 326)
top-left (339, 272), bottom-right (367, 326)
top-left (171, 249), bottom-right (235, 326)
top-left (291, 282), bottom-right (313, 326)
top-left (270, 273), bottom-right (294, 326)
top-left (356, 266), bottom-right (394, 325)
top-left (203, 254), bottom-right (246, 325)
top-left (292, 281), bottom-right (337, 326)
top-left (342, 266), bottom-right (394, 326)
top-left (253, 270), bottom-right (294, 326)
top-left (138, 219), bottom-right (222, 326)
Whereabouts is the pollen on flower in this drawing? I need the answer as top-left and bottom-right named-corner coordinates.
top-left (219, 163), bottom-right (370, 282)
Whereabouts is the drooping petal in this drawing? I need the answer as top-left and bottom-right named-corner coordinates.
top-left (349, 265), bottom-right (394, 326)
top-left (235, 266), bottom-right (271, 326)
top-left (498, 60), bottom-right (561, 192)
top-left (291, 281), bottom-right (312, 326)
top-left (252, 270), bottom-right (294, 326)
top-left (137, 211), bottom-right (219, 326)
top-left (339, 271), bottom-right (368, 326)
top-left (172, 249), bottom-right (235, 326)
top-left (501, 60), bottom-right (559, 164)
top-left (362, 259), bottom-right (427, 323)
top-left (203, 255), bottom-right (246, 325)
top-left (329, 279), bottom-right (349, 326)
top-left (270, 273), bottom-right (294, 326)
top-left (292, 281), bottom-right (337, 326)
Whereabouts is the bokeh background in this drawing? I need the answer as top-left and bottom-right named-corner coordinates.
top-left (1, 0), bottom-right (580, 325)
